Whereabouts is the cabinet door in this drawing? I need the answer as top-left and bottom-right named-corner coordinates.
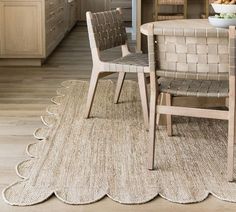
top-left (0, 1), bottom-right (44, 57)
top-left (79, 0), bottom-right (109, 21)
top-left (67, 1), bottom-right (77, 30)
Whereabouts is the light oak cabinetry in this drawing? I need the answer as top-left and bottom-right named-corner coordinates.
top-left (0, 0), bottom-right (44, 58)
top-left (79, 0), bottom-right (109, 20)
top-left (0, 0), bottom-right (79, 66)
top-left (68, 0), bottom-right (78, 31)
top-left (45, 0), bottom-right (67, 57)
top-left (78, 0), bottom-right (131, 22)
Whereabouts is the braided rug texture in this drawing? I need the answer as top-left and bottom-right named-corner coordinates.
top-left (2, 80), bottom-right (236, 206)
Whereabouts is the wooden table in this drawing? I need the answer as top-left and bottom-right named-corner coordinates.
top-left (140, 19), bottom-right (228, 37)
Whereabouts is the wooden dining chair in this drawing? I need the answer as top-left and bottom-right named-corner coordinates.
top-left (147, 23), bottom-right (236, 182)
top-left (154, 0), bottom-right (188, 21)
top-left (85, 9), bottom-right (149, 129)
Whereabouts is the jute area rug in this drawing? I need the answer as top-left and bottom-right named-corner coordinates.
top-left (2, 80), bottom-right (236, 206)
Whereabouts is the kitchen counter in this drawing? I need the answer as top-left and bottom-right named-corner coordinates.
top-left (0, 0), bottom-right (79, 66)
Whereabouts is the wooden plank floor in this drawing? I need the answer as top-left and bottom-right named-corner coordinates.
top-left (0, 26), bottom-right (236, 212)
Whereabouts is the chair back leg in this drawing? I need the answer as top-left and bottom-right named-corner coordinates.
top-left (114, 72), bottom-right (126, 104)
top-left (156, 93), bottom-right (164, 126)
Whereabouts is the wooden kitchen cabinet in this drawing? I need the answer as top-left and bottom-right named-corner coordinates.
top-left (45, 0), bottom-right (67, 56)
top-left (0, 0), bottom-right (43, 58)
top-left (0, 0), bottom-right (79, 66)
top-left (79, 0), bottom-right (108, 21)
top-left (68, 0), bottom-right (78, 31)
top-left (78, 0), bottom-right (131, 22)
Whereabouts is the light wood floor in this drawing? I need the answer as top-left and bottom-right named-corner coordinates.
top-left (0, 26), bottom-right (236, 212)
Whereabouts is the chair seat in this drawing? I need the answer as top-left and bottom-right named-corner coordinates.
top-left (103, 53), bottom-right (149, 73)
top-left (159, 78), bottom-right (229, 98)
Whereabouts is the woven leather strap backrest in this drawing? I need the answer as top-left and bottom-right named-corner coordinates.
top-left (87, 9), bottom-right (127, 51)
top-left (156, 34), bottom-right (229, 80)
top-left (151, 20), bottom-right (231, 80)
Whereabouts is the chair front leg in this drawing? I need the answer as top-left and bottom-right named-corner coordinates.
top-left (138, 73), bottom-right (149, 130)
top-left (84, 70), bottom-right (100, 119)
top-left (114, 72), bottom-right (126, 104)
top-left (148, 71), bottom-right (158, 170)
top-left (166, 93), bottom-right (173, 136)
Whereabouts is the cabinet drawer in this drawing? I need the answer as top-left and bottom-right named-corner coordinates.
top-left (46, 9), bottom-right (57, 21)
top-left (46, 19), bottom-right (57, 42)
top-left (46, 14), bottom-right (64, 35)
top-left (57, 0), bottom-right (65, 6)
top-left (45, 0), bottom-right (57, 11)
top-left (46, 17), bottom-right (65, 55)
top-left (56, 19), bottom-right (66, 38)
top-left (68, 1), bottom-right (78, 30)
top-left (46, 6), bottom-right (65, 28)
top-left (57, 5), bottom-right (65, 15)
top-left (110, 0), bottom-right (132, 9)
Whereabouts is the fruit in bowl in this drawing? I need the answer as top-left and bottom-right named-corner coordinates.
top-left (212, 0), bottom-right (236, 13)
top-left (213, 0), bottom-right (236, 4)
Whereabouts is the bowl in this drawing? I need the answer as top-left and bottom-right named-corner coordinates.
top-left (211, 3), bottom-right (236, 14)
top-left (208, 16), bottom-right (236, 28)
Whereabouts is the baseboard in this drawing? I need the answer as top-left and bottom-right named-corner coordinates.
top-left (0, 58), bottom-right (42, 67)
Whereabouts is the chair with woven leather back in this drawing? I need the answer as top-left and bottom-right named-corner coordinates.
top-left (146, 21), bottom-right (236, 182)
top-left (85, 8), bottom-right (149, 129)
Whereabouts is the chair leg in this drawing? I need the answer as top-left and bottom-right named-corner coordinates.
top-left (225, 97), bottom-right (229, 109)
top-left (166, 93), bottom-right (173, 137)
top-left (138, 73), bottom-right (149, 130)
top-left (84, 70), bottom-right (100, 119)
top-left (156, 93), bottom-right (164, 127)
top-left (114, 72), bottom-right (126, 104)
top-left (148, 72), bottom-right (158, 170)
top-left (227, 96), bottom-right (236, 182)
